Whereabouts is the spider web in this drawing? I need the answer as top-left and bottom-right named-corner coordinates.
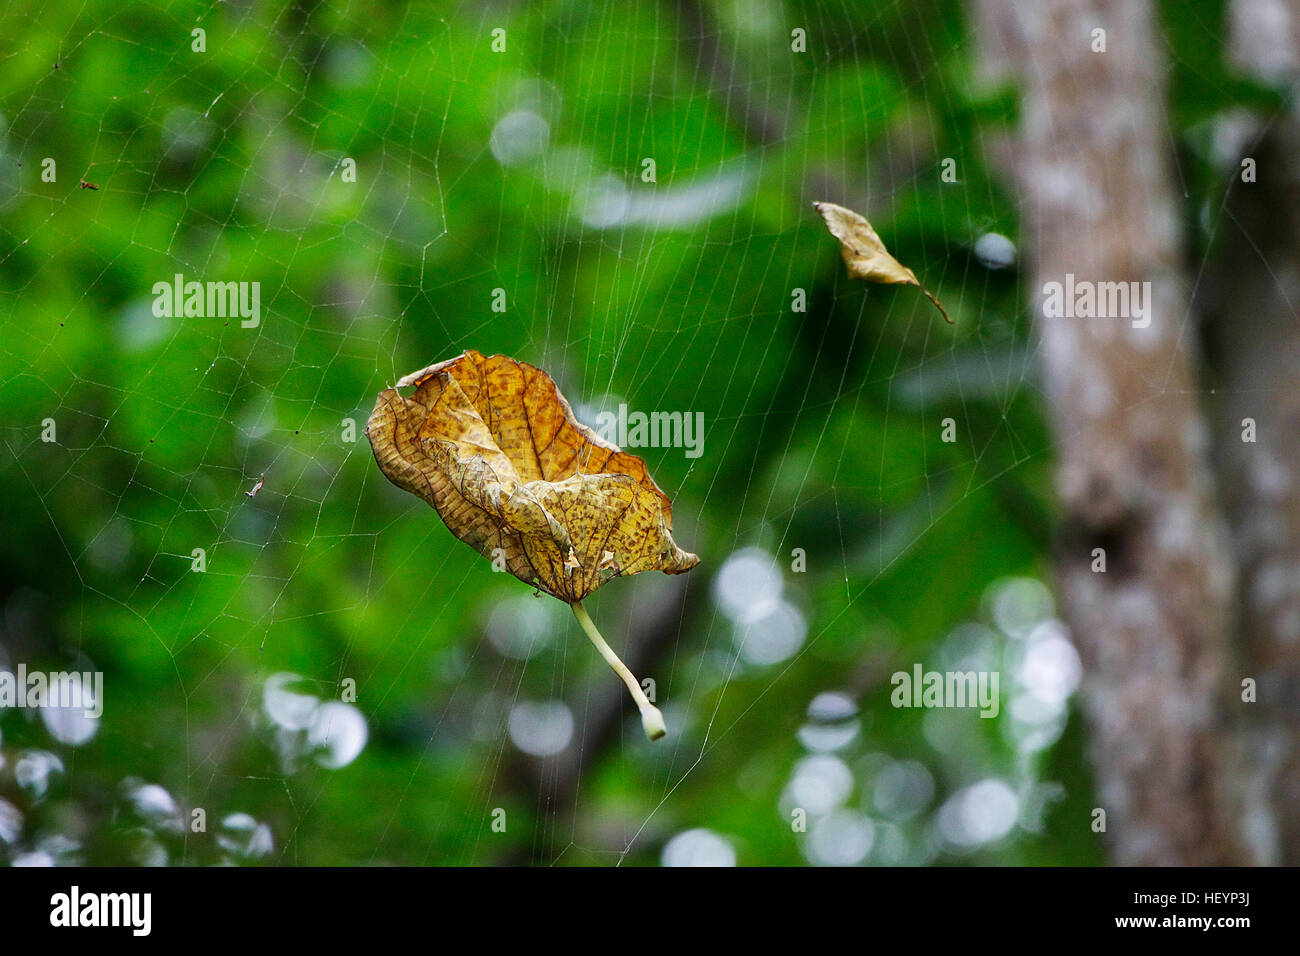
top-left (0, 0), bottom-right (1160, 867)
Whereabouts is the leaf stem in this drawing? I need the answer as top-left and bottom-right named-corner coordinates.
top-left (921, 287), bottom-right (953, 324)
top-left (570, 600), bottom-right (666, 741)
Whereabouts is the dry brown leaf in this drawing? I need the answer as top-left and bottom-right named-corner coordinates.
top-left (813, 200), bottom-right (952, 324)
top-left (366, 350), bottom-right (700, 740)
top-left (366, 349), bottom-right (699, 601)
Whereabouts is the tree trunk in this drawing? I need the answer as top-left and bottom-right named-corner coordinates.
top-left (975, 0), bottom-right (1251, 864)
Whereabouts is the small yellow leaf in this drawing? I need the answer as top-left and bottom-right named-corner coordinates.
top-left (813, 200), bottom-right (952, 324)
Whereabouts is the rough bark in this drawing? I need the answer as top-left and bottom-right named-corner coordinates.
top-left (976, 0), bottom-right (1251, 864)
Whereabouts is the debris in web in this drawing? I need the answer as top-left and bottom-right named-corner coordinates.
top-left (813, 200), bottom-right (952, 324)
top-left (366, 349), bottom-right (700, 741)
